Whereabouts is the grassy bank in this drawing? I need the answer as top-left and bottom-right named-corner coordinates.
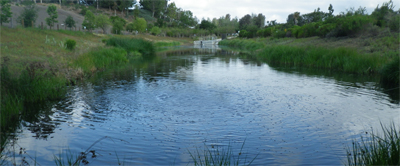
top-left (219, 38), bottom-right (399, 86)
top-left (0, 27), bottom-right (165, 131)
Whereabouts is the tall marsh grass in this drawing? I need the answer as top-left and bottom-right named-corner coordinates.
top-left (0, 63), bottom-right (67, 129)
top-left (73, 47), bottom-right (128, 73)
top-left (105, 37), bottom-right (155, 57)
top-left (188, 141), bottom-right (257, 166)
top-left (346, 123), bottom-right (400, 166)
top-left (380, 56), bottom-right (400, 88)
top-left (220, 39), bottom-right (390, 74)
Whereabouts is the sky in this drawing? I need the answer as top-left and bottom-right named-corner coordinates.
top-left (169, 0), bottom-right (400, 23)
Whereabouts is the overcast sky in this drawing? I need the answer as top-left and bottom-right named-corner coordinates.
top-left (169, 0), bottom-right (399, 23)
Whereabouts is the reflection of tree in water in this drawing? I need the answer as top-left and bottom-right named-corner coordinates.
top-left (20, 101), bottom-right (60, 140)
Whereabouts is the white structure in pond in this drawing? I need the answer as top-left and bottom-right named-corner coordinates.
top-left (194, 39), bottom-right (222, 45)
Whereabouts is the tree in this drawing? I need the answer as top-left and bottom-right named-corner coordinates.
top-left (239, 14), bottom-right (252, 30)
top-left (126, 22), bottom-right (134, 32)
top-left (133, 17), bottom-right (147, 32)
top-left (0, 0), bottom-right (12, 26)
top-left (133, 4), bottom-right (140, 19)
top-left (96, 14), bottom-right (110, 34)
top-left (253, 13), bottom-right (265, 28)
top-left (328, 4), bottom-right (334, 16)
top-left (112, 19), bottom-right (124, 34)
top-left (82, 10), bottom-right (96, 31)
top-left (17, 3), bottom-right (38, 27)
top-left (139, 0), bottom-right (167, 18)
top-left (166, 2), bottom-right (177, 22)
top-left (199, 20), bottom-right (216, 31)
top-left (45, 5), bottom-right (58, 29)
top-left (64, 15), bottom-right (75, 29)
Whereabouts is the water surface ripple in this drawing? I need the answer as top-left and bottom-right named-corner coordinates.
top-left (3, 49), bottom-right (399, 165)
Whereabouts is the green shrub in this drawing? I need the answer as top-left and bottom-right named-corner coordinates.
top-left (150, 26), bottom-right (161, 36)
top-left (65, 39), bottom-right (76, 50)
top-left (336, 15), bottom-right (374, 36)
top-left (380, 56), bottom-right (399, 88)
top-left (272, 29), bottom-right (286, 39)
top-left (389, 15), bottom-right (400, 32)
top-left (126, 22), bottom-right (135, 32)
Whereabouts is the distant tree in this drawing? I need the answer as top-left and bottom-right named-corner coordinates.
top-left (253, 13), bottom-right (265, 28)
top-left (17, 3), bottom-right (38, 27)
top-left (140, 0), bottom-right (167, 18)
top-left (372, 0), bottom-right (395, 27)
top-left (133, 4), bottom-right (140, 19)
top-left (150, 26), bottom-right (161, 35)
top-left (199, 19), bottom-right (216, 31)
top-left (110, 15), bottom-right (127, 26)
top-left (82, 10), bottom-right (96, 31)
top-left (111, 19), bottom-right (124, 34)
top-left (126, 22), bottom-right (134, 32)
top-left (328, 4), bottom-right (334, 16)
top-left (45, 5), bottom-right (58, 29)
top-left (179, 10), bottom-right (196, 27)
top-left (166, 2), bottom-right (177, 22)
top-left (294, 12), bottom-right (300, 25)
top-left (64, 15), bottom-right (75, 29)
top-left (96, 14), bottom-right (110, 34)
top-left (133, 17), bottom-right (147, 32)
top-left (239, 14), bottom-right (252, 30)
top-left (0, 0), bottom-right (12, 26)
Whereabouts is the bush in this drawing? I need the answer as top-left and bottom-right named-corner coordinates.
top-left (380, 56), bottom-right (399, 88)
top-left (389, 14), bottom-right (400, 32)
top-left (150, 26), bottom-right (161, 35)
top-left (65, 39), bottom-right (76, 50)
top-left (336, 15), bottom-right (374, 36)
top-left (126, 22), bottom-right (134, 32)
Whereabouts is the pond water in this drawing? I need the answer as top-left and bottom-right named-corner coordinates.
top-left (2, 46), bottom-right (399, 165)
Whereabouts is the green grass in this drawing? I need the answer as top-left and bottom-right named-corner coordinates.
top-left (1, 63), bottom-right (67, 130)
top-left (73, 47), bottom-right (128, 73)
top-left (105, 37), bottom-right (155, 57)
top-left (220, 38), bottom-right (394, 74)
top-left (188, 141), bottom-right (258, 166)
top-left (154, 41), bottom-right (181, 47)
top-left (346, 123), bottom-right (400, 166)
top-left (380, 56), bottom-right (400, 88)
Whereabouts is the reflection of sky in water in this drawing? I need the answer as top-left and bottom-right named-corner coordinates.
top-left (3, 52), bottom-right (399, 165)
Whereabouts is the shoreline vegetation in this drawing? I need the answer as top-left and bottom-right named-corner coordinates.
top-left (0, 26), bottom-right (187, 132)
top-left (1, 0), bottom-right (399, 165)
top-left (218, 36), bottom-right (399, 88)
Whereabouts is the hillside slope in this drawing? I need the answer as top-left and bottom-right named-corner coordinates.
top-left (4, 4), bottom-right (85, 30)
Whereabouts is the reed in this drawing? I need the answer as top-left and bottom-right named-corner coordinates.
top-left (188, 141), bottom-right (257, 166)
top-left (0, 64), bottom-right (67, 129)
top-left (73, 47), bottom-right (128, 74)
top-left (257, 45), bottom-right (386, 73)
top-left (346, 123), bottom-right (400, 166)
top-left (380, 56), bottom-right (399, 88)
top-left (105, 37), bottom-right (155, 57)
top-left (219, 39), bottom-right (265, 51)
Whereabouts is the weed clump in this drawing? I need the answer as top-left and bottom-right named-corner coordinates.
top-left (105, 37), bottom-right (155, 57)
top-left (380, 56), bottom-right (399, 88)
top-left (346, 123), bottom-right (400, 166)
top-left (65, 39), bottom-right (76, 50)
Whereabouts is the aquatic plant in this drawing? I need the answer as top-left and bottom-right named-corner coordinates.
top-left (74, 47), bottom-right (128, 73)
top-left (346, 123), bottom-right (400, 166)
top-left (188, 141), bottom-right (258, 166)
top-left (380, 56), bottom-right (399, 88)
